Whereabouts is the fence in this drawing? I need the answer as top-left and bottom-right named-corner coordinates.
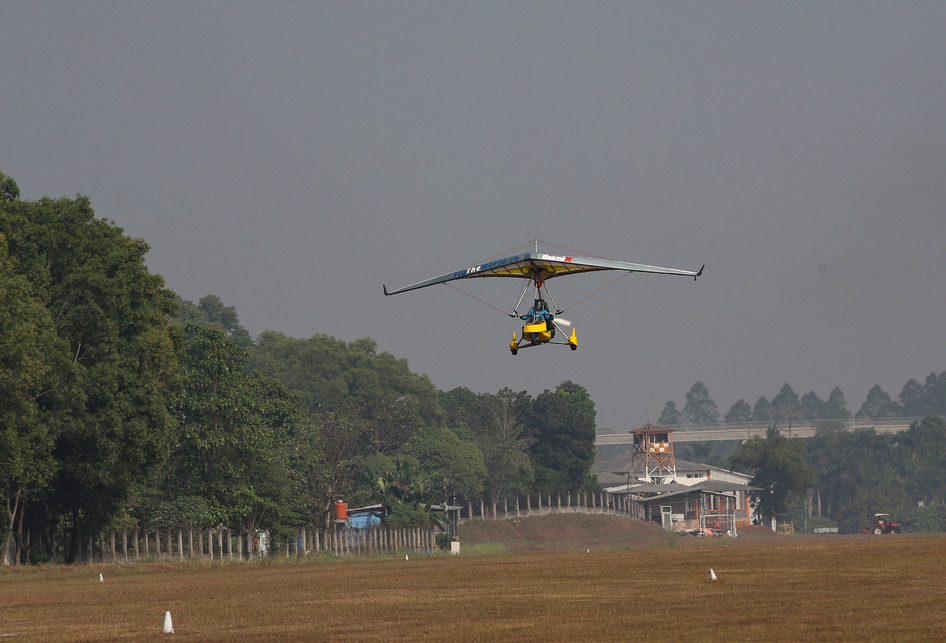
top-left (71, 491), bottom-right (642, 564)
top-left (75, 524), bottom-right (439, 564)
top-left (458, 490), bottom-right (646, 523)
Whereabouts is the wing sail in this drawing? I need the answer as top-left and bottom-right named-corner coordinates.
top-left (383, 251), bottom-right (703, 296)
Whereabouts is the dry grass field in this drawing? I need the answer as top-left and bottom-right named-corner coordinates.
top-left (2, 516), bottom-right (944, 641)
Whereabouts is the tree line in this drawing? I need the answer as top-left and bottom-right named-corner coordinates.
top-left (0, 171), bottom-right (597, 564)
top-left (658, 377), bottom-right (946, 426)
top-left (4, 171), bottom-right (945, 564)
top-left (728, 416), bottom-right (946, 534)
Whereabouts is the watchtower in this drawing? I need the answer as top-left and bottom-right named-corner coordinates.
top-left (630, 425), bottom-right (677, 484)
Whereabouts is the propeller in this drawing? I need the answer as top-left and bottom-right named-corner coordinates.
top-left (554, 318), bottom-right (572, 327)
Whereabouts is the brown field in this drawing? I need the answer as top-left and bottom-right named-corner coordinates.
top-left (2, 515), bottom-right (945, 641)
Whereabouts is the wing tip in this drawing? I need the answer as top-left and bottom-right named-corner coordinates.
top-left (383, 284), bottom-right (390, 296)
top-left (696, 264), bottom-right (705, 279)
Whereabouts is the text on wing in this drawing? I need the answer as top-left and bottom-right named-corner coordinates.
top-left (452, 254), bottom-right (522, 278)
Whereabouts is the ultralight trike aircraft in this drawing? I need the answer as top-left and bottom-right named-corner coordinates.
top-left (383, 240), bottom-right (703, 355)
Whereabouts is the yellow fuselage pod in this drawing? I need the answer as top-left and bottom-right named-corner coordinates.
top-left (522, 321), bottom-right (553, 343)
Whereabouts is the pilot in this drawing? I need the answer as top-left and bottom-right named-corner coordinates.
top-left (521, 299), bottom-right (554, 326)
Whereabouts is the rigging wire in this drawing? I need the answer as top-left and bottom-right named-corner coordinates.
top-left (559, 271), bottom-right (631, 313)
top-left (443, 282), bottom-right (511, 316)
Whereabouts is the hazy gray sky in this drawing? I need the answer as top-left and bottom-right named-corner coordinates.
top-left (3, 2), bottom-right (945, 429)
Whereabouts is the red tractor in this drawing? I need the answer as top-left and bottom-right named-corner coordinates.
top-left (872, 513), bottom-right (901, 534)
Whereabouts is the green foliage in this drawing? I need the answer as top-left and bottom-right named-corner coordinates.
top-left (856, 385), bottom-right (901, 419)
top-left (400, 426), bottom-right (486, 499)
top-left (172, 294), bottom-right (253, 346)
top-left (441, 387), bottom-right (535, 501)
top-left (357, 453), bottom-right (445, 528)
top-left (804, 419), bottom-right (946, 533)
top-left (151, 496), bottom-right (218, 528)
top-left (0, 169), bottom-right (19, 201)
top-left (901, 416), bottom-right (946, 505)
top-left (770, 384), bottom-right (801, 424)
top-left (163, 325), bottom-right (306, 540)
top-left (725, 399), bottom-right (752, 423)
top-left (730, 433), bottom-right (815, 525)
top-left (752, 396), bottom-right (771, 422)
top-left (527, 381), bottom-right (596, 491)
top-left (1, 178), bottom-right (179, 563)
top-left (905, 504), bottom-right (946, 533)
top-left (658, 401), bottom-right (683, 425)
top-left (248, 332), bottom-right (443, 451)
top-left (899, 373), bottom-right (946, 418)
top-left (682, 381), bottom-right (720, 424)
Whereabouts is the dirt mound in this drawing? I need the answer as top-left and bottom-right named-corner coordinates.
top-left (458, 513), bottom-right (675, 552)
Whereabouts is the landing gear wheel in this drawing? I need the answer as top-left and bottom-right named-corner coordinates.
top-left (570, 344), bottom-right (577, 351)
top-left (511, 348), bottom-right (518, 355)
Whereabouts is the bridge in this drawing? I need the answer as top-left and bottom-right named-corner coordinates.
top-left (595, 419), bottom-right (917, 446)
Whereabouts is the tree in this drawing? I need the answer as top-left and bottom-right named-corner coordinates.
top-left (526, 381), bottom-right (596, 491)
top-left (752, 396), bottom-right (771, 422)
top-left (357, 453), bottom-right (445, 527)
top-left (163, 326), bottom-right (303, 552)
top-left (902, 416), bottom-right (946, 506)
top-left (730, 433), bottom-right (815, 526)
top-left (248, 332), bottom-right (443, 438)
top-left (440, 387), bottom-right (534, 501)
top-left (476, 388), bottom-right (535, 501)
top-left (1, 181), bottom-right (179, 563)
top-left (822, 387), bottom-right (850, 420)
top-left (770, 384), bottom-right (801, 427)
top-left (725, 399), bottom-right (753, 423)
top-left (0, 241), bottom-right (66, 564)
top-left (682, 381), bottom-right (720, 424)
top-left (658, 401), bottom-right (683, 426)
top-left (800, 391), bottom-right (824, 422)
top-left (856, 385), bottom-right (901, 419)
top-left (0, 169), bottom-right (19, 201)
top-left (400, 425), bottom-right (486, 500)
top-left (898, 373), bottom-right (946, 417)
top-left (173, 294), bottom-right (252, 346)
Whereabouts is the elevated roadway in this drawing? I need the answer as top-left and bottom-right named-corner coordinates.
top-left (595, 420), bottom-right (916, 446)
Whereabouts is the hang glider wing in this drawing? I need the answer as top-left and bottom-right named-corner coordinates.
top-left (383, 250), bottom-right (703, 296)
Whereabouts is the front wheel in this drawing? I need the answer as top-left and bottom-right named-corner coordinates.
top-left (873, 527), bottom-right (882, 535)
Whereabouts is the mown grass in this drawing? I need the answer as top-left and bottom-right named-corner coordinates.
top-left (1, 533), bottom-right (944, 641)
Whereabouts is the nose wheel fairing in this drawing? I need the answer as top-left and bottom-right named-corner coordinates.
top-left (509, 324), bottom-right (577, 355)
